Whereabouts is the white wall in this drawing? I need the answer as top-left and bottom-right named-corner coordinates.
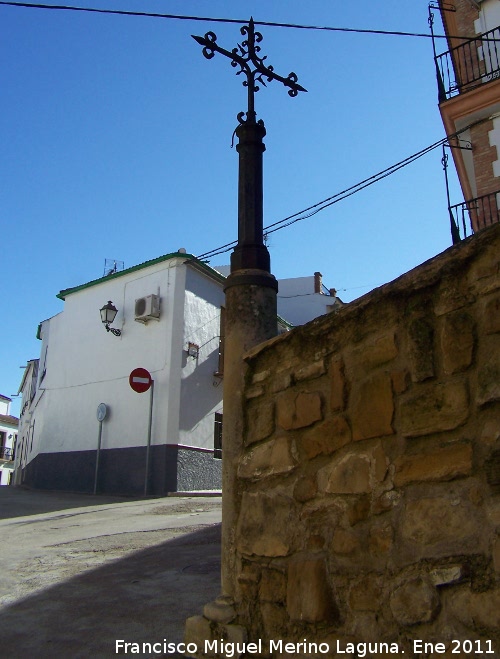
top-left (24, 257), bottom-right (224, 467)
top-left (277, 275), bottom-right (340, 326)
top-left (179, 266), bottom-right (225, 450)
top-left (475, 0), bottom-right (500, 35)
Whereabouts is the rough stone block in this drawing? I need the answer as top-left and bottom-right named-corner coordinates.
top-left (351, 331), bottom-right (399, 372)
top-left (298, 415), bottom-right (351, 460)
top-left (399, 381), bottom-right (469, 437)
top-left (486, 498), bottom-right (500, 528)
top-left (389, 577), bottom-right (440, 626)
top-left (260, 602), bottom-right (288, 638)
top-left (477, 348), bottom-right (500, 405)
top-left (286, 556), bottom-right (338, 623)
top-left (372, 490), bottom-right (401, 515)
top-left (277, 390), bottom-right (323, 430)
top-left (493, 536), bottom-right (500, 573)
top-left (435, 277), bottom-right (474, 316)
top-left (271, 371), bottom-right (292, 393)
top-left (330, 356), bottom-right (347, 412)
top-left (237, 564), bottom-right (260, 599)
top-left (485, 449), bottom-right (500, 491)
top-left (402, 496), bottom-right (481, 555)
top-left (293, 475), bottom-right (317, 503)
top-left (394, 443), bottom-right (473, 486)
top-left (185, 615), bottom-right (213, 649)
top-left (350, 373), bottom-right (394, 441)
top-left (331, 527), bottom-right (360, 554)
top-left (318, 445), bottom-right (388, 495)
top-left (407, 317), bottom-right (435, 382)
top-left (348, 574), bottom-right (383, 611)
top-left (484, 294), bottom-right (500, 334)
top-left (347, 495), bottom-right (371, 525)
top-left (450, 587), bottom-right (500, 630)
top-left (236, 492), bottom-right (296, 557)
top-left (429, 564), bottom-right (467, 586)
top-left (369, 523), bottom-right (393, 554)
top-left (246, 400), bottom-right (275, 445)
top-left (238, 436), bottom-right (297, 480)
top-left (318, 452), bottom-right (371, 494)
top-left (245, 385), bottom-right (264, 399)
top-left (391, 369), bottom-right (410, 395)
top-left (203, 598), bottom-right (236, 624)
top-left (259, 568), bottom-right (286, 603)
top-left (441, 311), bottom-right (475, 374)
top-left (295, 360), bottom-right (326, 382)
top-left (221, 624), bottom-right (248, 646)
top-left (252, 369), bottom-right (271, 383)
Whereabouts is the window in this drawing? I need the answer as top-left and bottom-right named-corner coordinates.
top-left (214, 412), bottom-right (223, 459)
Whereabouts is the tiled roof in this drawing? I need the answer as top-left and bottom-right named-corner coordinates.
top-left (0, 414), bottom-right (19, 427)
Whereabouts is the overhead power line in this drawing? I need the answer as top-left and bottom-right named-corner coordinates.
top-left (197, 117), bottom-right (490, 262)
top-left (0, 1), bottom-right (450, 39)
top-left (196, 137), bottom-right (448, 261)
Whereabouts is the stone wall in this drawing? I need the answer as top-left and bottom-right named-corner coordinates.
top-left (186, 224), bottom-right (500, 656)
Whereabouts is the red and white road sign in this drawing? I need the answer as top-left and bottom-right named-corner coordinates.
top-left (129, 367), bottom-right (153, 393)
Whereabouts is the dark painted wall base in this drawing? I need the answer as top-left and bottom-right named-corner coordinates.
top-left (21, 444), bottom-right (222, 496)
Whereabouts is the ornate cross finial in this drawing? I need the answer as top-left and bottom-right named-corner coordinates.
top-left (192, 17), bottom-right (307, 124)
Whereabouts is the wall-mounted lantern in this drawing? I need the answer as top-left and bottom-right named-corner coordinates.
top-left (187, 342), bottom-right (199, 359)
top-left (100, 301), bottom-right (122, 337)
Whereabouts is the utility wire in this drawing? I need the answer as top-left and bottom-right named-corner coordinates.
top-left (0, 1), bottom-right (452, 39)
top-left (197, 116), bottom-right (490, 262)
top-left (196, 137), bottom-right (448, 261)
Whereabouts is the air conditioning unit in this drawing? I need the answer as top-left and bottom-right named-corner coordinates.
top-left (134, 294), bottom-right (161, 323)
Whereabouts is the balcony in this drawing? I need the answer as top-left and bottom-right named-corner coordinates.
top-left (449, 190), bottom-right (500, 241)
top-left (435, 26), bottom-right (500, 101)
top-left (0, 447), bottom-right (14, 462)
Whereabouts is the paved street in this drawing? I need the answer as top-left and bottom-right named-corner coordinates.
top-left (0, 487), bottom-right (222, 659)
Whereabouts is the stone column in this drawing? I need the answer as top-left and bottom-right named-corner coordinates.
top-left (185, 119), bottom-right (278, 651)
top-left (221, 118), bottom-right (278, 599)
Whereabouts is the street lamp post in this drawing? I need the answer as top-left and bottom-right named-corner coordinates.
top-left (193, 18), bottom-right (306, 602)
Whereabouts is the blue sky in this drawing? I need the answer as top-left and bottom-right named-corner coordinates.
top-left (1, 1), bottom-right (460, 416)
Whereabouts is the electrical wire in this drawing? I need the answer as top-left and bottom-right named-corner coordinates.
top-left (196, 137), bottom-right (449, 261)
top-left (196, 116), bottom-right (490, 262)
top-left (0, 1), bottom-right (452, 40)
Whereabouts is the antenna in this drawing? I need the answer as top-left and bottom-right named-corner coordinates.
top-left (103, 259), bottom-right (124, 277)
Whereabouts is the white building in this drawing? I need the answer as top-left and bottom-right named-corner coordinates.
top-left (0, 395), bottom-right (18, 485)
top-left (16, 251), bottom-right (226, 495)
top-left (277, 272), bottom-right (342, 326)
top-left (16, 252), bottom-right (342, 496)
top-left (214, 267), bottom-right (342, 326)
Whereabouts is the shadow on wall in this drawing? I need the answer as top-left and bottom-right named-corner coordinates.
top-left (180, 346), bottom-right (222, 433)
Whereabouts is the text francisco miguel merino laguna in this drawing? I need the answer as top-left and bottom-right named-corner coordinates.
top-left (117, 639), bottom-right (423, 656)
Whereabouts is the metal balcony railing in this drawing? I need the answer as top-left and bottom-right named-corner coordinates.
top-left (449, 190), bottom-right (500, 241)
top-left (0, 447), bottom-right (14, 461)
top-left (435, 26), bottom-right (500, 101)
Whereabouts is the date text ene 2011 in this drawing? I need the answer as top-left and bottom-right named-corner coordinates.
top-left (414, 640), bottom-right (494, 654)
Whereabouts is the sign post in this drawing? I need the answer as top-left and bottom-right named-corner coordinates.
top-left (94, 403), bottom-right (108, 495)
top-left (129, 368), bottom-right (154, 495)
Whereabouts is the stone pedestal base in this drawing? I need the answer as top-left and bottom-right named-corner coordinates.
top-left (185, 597), bottom-right (249, 658)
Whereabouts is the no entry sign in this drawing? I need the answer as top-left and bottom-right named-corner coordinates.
top-left (129, 367), bottom-right (153, 393)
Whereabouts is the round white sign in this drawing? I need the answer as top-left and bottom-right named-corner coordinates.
top-left (96, 403), bottom-right (108, 422)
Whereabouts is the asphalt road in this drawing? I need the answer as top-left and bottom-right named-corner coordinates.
top-left (0, 487), bottom-right (222, 659)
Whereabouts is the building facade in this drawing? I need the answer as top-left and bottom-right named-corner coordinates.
top-left (214, 266), bottom-right (342, 327)
top-left (0, 395), bottom-right (18, 485)
top-left (434, 0), bottom-right (500, 240)
top-left (16, 252), bottom-right (226, 495)
top-left (15, 252), bottom-right (342, 496)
